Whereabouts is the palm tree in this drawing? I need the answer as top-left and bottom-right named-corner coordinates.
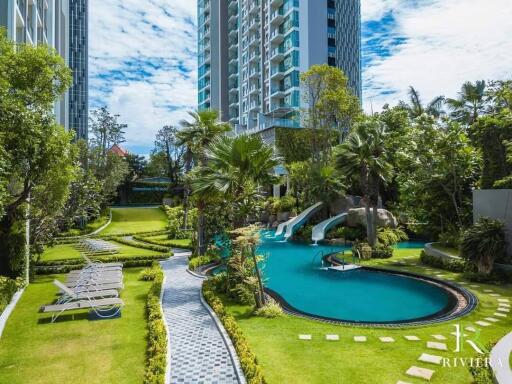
top-left (403, 86), bottom-right (445, 118)
top-left (446, 80), bottom-right (486, 125)
top-left (190, 135), bottom-right (279, 227)
top-left (335, 118), bottom-right (393, 247)
top-left (177, 110), bottom-right (231, 255)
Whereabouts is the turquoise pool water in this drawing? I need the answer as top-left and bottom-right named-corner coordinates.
top-left (257, 233), bottom-right (450, 323)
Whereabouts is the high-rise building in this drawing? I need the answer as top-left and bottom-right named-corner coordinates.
top-left (197, 0), bottom-right (361, 142)
top-left (69, 0), bottom-right (88, 140)
top-left (0, 0), bottom-right (88, 140)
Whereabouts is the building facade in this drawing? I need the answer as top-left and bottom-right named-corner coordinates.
top-left (68, 0), bottom-right (88, 140)
top-left (0, 0), bottom-right (88, 140)
top-left (197, 0), bottom-right (361, 142)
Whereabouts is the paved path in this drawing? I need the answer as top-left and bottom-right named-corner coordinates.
top-left (161, 249), bottom-right (243, 384)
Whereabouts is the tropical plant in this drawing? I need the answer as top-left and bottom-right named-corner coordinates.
top-left (401, 86), bottom-right (445, 118)
top-left (461, 217), bottom-right (506, 276)
top-left (446, 80), bottom-right (487, 125)
top-left (335, 117), bottom-right (393, 246)
top-left (377, 227), bottom-right (408, 246)
top-left (190, 135), bottom-right (279, 227)
top-left (177, 110), bottom-right (231, 254)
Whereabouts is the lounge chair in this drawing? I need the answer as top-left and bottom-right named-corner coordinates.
top-left (54, 280), bottom-right (119, 300)
top-left (41, 297), bottom-right (124, 323)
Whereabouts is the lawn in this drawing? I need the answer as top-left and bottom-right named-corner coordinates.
top-left (223, 247), bottom-right (512, 384)
top-left (143, 234), bottom-right (192, 248)
top-left (99, 207), bottom-right (168, 235)
top-left (40, 241), bottom-right (165, 263)
top-left (0, 268), bottom-right (152, 384)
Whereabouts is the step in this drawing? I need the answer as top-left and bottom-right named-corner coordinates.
top-left (354, 336), bottom-right (367, 342)
top-left (298, 334), bottom-right (311, 340)
top-left (406, 366), bottom-right (435, 381)
top-left (418, 353), bottom-right (443, 365)
top-left (427, 341), bottom-right (448, 351)
top-left (475, 321), bottom-right (491, 327)
top-left (404, 335), bottom-right (421, 341)
top-left (379, 337), bottom-right (395, 343)
top-left (432, 335), bottom-right (446, 341)
top-left (326, 334), bottom-right (339, 341)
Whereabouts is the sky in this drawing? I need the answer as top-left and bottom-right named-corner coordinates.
top-left (89, 0), bottom-right (512, 155)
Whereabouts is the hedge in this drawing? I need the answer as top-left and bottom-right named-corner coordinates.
top-left (0, 276), bottom-right (25, 315)
top-left (189, 253), bottom-right (221, 271)
top-left (133, 235), bottom-right (195, 251)
top-left (111, 237), bottom-right (169, 253)
top-left (420, 250), bottom-right (465, 273)
top-left (35, 254), bottom-right (171, 274)
top-left (468, 343), bottom-right (495, 384)
top-left (97, 229), bottom-right (169, 239)
top-left (202, 280), bottom-right (265, 384)
top-left (142, 264), bottom-right (167, 384)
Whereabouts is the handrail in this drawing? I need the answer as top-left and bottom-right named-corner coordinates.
top-left (311, 250), bottom-right (324, 266)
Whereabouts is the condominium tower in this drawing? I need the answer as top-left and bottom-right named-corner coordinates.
top-left (197, 0), bottom-right (361, 141)
top-left (0, 0), bottom-right (88, 140)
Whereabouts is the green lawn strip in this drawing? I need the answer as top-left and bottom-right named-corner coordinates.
top-left (40, 244), bottom-right (82, 261)
top-left (57, 213), bottom-right (110, 237)
top-left (222, 248), bottom-right (512, 384)
top-left (140, 235), bottom-right (193, 249)
top-left (0, 269), bottom-right (151, 384)
top-left (99, 208), bottom-right (168, 236)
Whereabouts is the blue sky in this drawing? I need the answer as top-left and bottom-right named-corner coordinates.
top-left (89, 0), bottom-right (512, 155)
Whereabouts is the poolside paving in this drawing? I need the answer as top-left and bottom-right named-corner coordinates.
top-left (161, 250), bottom-right (244, 384)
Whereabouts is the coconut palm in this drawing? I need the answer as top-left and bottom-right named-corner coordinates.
top-left (335, 118), bottom-right (393, 247)
top-left (177, 110), bottom-right (231, 255)
top-left (446, 80), bottom-right (487, 125)
top-left (403, 86), bottom-right (445, 118)
top-left (190, 134), bottom-right (279, 227)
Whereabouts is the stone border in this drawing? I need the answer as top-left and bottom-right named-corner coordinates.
top-left (199, 289), bottom-right (247, 384)
top-left (490, 331), bottom-right (512, 384)
top-left (0, 288), bottom-right (25, 339)
top-left (159, 263), bottom-right (172, 384)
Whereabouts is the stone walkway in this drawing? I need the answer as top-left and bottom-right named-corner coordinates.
top-left (161, 250), bottom-right (244, 384)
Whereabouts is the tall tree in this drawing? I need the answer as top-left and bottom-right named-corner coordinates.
top-left (400, 86), bottom-right (445, 118)
top-left (335, 118), bottom-right (393, 246)
top-left (0, 32), bottom-right (76, 278)
top-left (301, 64), bottom-right (361, 157)
top-left (177, 110), bottom-right (231, 254)
top-left (153, 125), bottom-right (184, 184)
top-left (446, 80), bottom-right (487, 125)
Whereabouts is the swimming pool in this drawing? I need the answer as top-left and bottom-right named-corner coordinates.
top-left (257, 232), bottom-right (472, 324)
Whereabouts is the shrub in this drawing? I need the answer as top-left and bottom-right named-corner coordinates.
top-left (438, 228), bottom-right (462, 249)
top-left (164, 206), bottom-right (197, 240)
top-left (268, 195), bottom-right (296, 214)
top-left (97, 229), bottom-right (169, 239)
top-left (468, 343), bottom-right (495, 384)
top-left (0, 276), bottom-right (25, 314)
top-left (254, 299), bottom-right (283, 318)
top-left (377, 227), bottom-right (408, 247)
top-left (188, 251), bottom-right (221, 271)
top-left (420, 251), bottom-right (465, 273)
top-left (292, 224), bottom-right (313, 242)
top-left (461, 217), bottom-right (506, 276)
top-left (372, 244), bottom-right (394, 259)
top-left (139, 263), bottom-right (161, 281)
top-left (202, 280), bottom-right (265, 384)
top-left (353, 242), bottom-right (372, 260)
top-left (143, 264), bottom-right (167, 384)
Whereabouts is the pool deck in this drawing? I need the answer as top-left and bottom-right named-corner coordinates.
top-left (328, 264), bottom-right (362, 272)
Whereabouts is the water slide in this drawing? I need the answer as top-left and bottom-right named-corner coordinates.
top-left (275, 217), bottom-right (294, 237)
top-left (311, 212), bottom-right (348, 245)
top-left (283, 202), bottom-right (324, 240)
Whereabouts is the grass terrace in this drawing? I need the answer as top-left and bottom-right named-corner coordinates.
top-left (99, 207), bottom-right (168, 235)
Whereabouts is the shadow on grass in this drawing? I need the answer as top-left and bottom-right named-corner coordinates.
top-left (37, 312), bottom-right (90, 324)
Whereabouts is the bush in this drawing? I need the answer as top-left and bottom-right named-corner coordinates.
top-left (202, 280), bottom-right (265, 384)
top-left (438, 228), bottom-right (462, 249)
top-left (461, 217), bottom-right (506, 276)
top-left (189, 251), bottom-right (221, 271)
top-left (143, 264), bottom-right (167, 384)
top-left (254, 299), bottom-right (283, 318)
top-left (111, 237), bottom-right (169, 253)
top-left (353, 242), bottom-right (372, 260)
top-left (292, 224), bottom-right (313, 242)
top-left (372, 244), bottom-right (394, 259)
top-left (377, 227), bottom-right (408, 247)
top-left (0, 276), bottom-right (25, 314)
top-left (164, 206), bottom-right (197, 240)
top-left (267, 196), bottom-right (296, 214)
top-left (420, 251), bottom-right (465, 273)
top-left (97, 229), bottom-right (169, 239)
top-left (140, 263), bottom-right (161, 281)
top-left (468, 343), bottom-right (495, 384)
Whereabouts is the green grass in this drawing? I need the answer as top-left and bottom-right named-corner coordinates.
top-left (99, 208), bottom-right (168, 235)
top-left (141, 235), bottom-right (192, 248)
top-left (40, 242), bottom-right (165, 263)
top-left (39, 244), bottom-right (82, 261)
top-left (222, 247), bottom-right (512, 384)
top-left (0, 269), bottom-right (152, 384)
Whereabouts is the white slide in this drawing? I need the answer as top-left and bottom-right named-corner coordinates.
top-left (283, 202), bottom-right (324, 240)
top-left (275, 217), bottom-right (294, 238)
top-left (311, 212), bottom-right (348, 245)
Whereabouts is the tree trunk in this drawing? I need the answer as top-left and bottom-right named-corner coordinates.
top-left (370, 205), bottom-right (378, 247)
top-left (251, 249), bottom-right (266, 308)
top-left (364, 203), bottom-right (373, 246)
top-left (197, 200), bottom-right (206, 255)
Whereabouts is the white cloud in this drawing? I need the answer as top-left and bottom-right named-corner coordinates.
top-left (363, 0), bottom-right (512, 111)
top-left (89, 0), bottom-right (197, 152)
